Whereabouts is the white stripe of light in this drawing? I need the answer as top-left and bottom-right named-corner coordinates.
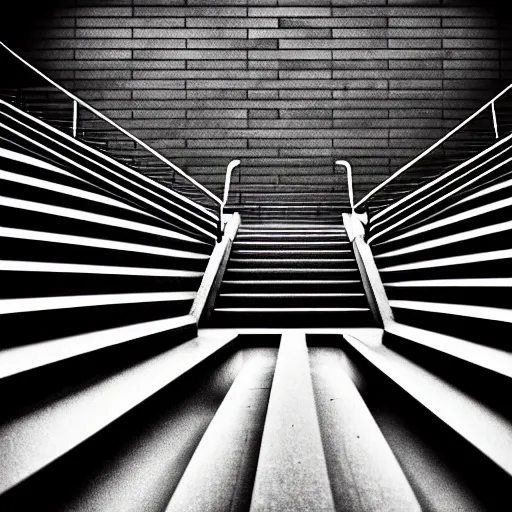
top-left (381, 248), bottom-right (512, 272)
top-left (0, 196), bottom-right (205, 244)
top-left (0, 227), bottom-right (208, 260)
top-left (0, 260), bottom-right (203, 277)
top-left (0, 315), bottom-right (196, 379)
top-left (0, 168), bottom-right (153, 217)
top-left (391, 300), bottom-right (512, 324)
top-left (385, 278), bottom-right (512, 287)
top-left (376, 196), bottom-right (512, 247)
top-left (0, 291), bottom-right (195, 315)
top-left (0, 118), bottom-right (217, 237)
top-left (376, 220), bottom-right (512, 259)
top-left (0, 146), bottom-right (78, 180)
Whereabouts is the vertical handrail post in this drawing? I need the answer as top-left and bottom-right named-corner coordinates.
top-left (218, 159), bottom-right (241, 241)
top-left (491, 101), bottom-right (499, 139)
top-left (216, 203), bottom-right (223, 243)
top-left (72, 99), bottom-right (78, 138)
top-left (336, 160), bottom-right (354, 213)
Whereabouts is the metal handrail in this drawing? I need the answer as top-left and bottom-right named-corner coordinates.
top-left (354, 82), bottom-right (512, 212)
top-left (220, 159), bottom-right (241, 223)
top-left (335, 160), bottom-right (354, 212)
top-left (0, 40), bottom-right (221, 210)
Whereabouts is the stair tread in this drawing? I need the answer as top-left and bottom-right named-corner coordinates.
top-left (229, 258), bottom-right (354, 263)
top-left (249, 333), bottom-right (336, 511)
top-left (310, 348), bottom-right (422, 512)
top-left (0, 291), bottom-right (196, 316)
top-left (0, 260), bottom-right (204, 277)
top-left (345, 332), bottom-right (512, 478)
top-left (390, 299), bottom-right (512, 323)
top-left (234, 241), bottom-right (349, 245)
top-left (385, 278), bottom-right (512, 287)
top-left (239, 224), bottom-right (344, 228)
top-left (214, 307), bottom-right (370, 312)
top-left (219, 293), bottom-right (364, 297)
top-left (239, 228), bottom-right (345, 233)
top-left (222, 279), bottom-right (361, 284)
top-left (233, 250), bottom-right (351, 253)
top-left (387, 322), bottom-right (512, 379)
top-left (236, 234), bottom-right (346, 238)
top-left (0, 330), bottom-right (237, 495)
top-left (227, 268), bottom-right (358, 272)
top-left (165, 352), bottom-right (274, 511)
top-left (0, 314), bottom-right (196, 380)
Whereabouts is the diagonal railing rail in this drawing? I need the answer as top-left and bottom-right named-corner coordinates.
top-left (355, 83), bottom-right (512, 220)
top-left (0, 40), bottom-right (225, 240)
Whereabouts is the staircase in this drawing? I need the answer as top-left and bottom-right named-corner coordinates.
top-left (208, 218), bottom-right (375, 328)
top-left (2, 42), bottom-right (512, 511)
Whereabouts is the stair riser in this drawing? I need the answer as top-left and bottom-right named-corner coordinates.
top-left (379, 258), bottom-right (512, 281)
top-left (231, 251), bottom-right (352, 259)
top-left (240, 219), bottom-right (344, 225)
top-left (374, 231), bottom-right (510, 267)
top-left (216, 295), bottom-right (369, 308)
top-left (372, 205), bottom-right (512, 255)
top-left (227, 260), bottom-right (356, 269)
top-left (392, 308), bottom-right (512, 351)
top-left (0, 299), bottom-right (193, 346)
top-left (233, 243), bottom-right (350, 250)
top-left (221, 282), bottom-right (364, 294)
top-left (235, 239), bottom-right (347, 245)
top-left (1, 271), bottom-right (202, 298)
top-left (386, 286), bottom-right (512, 309)
top-left (1, 203), bottom-right (211, 255)
top-left (3, 237), bottom-right (208, 272)
top-left (224, 270), bottom-right (361, 280)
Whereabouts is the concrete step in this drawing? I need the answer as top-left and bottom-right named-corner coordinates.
top-left (227, 258), bottom-right (356, 269)
top-left (249, 333), bottom-right (336, 511)
top-left (221, 279), bottom-right (364, 294)
top-left (208, 308), bottom-right (373, 328)
top-left (238, 225), bottom-right (345, 232)
top-left (310, 347), bottom-right (421, 512)
top-left (232, 237), bottom-right (348, 245)
top-left (241, 217), bottom-right (344, 225)
top-left (216, 292), bottom-right (368, 309)
top-left (224, 268), bottom-right (361, 280)
top-left (231, 249), bottom-right (352, 258)
top-left (233, 241), bottom-right (351, 250)
top-left (165, 351), bottom-right (275, 512)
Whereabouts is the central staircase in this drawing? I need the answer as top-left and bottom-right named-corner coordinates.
top-left (208, 217), bottom-right (374, 328)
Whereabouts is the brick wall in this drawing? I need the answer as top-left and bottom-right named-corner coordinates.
top-left (3, 0), bottom-right (511, 203)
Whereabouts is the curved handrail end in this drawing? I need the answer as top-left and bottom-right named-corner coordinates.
top-left (223, 159), bottom-right (241, 206)
top-left (336, 159), bottom-right (354, 212)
